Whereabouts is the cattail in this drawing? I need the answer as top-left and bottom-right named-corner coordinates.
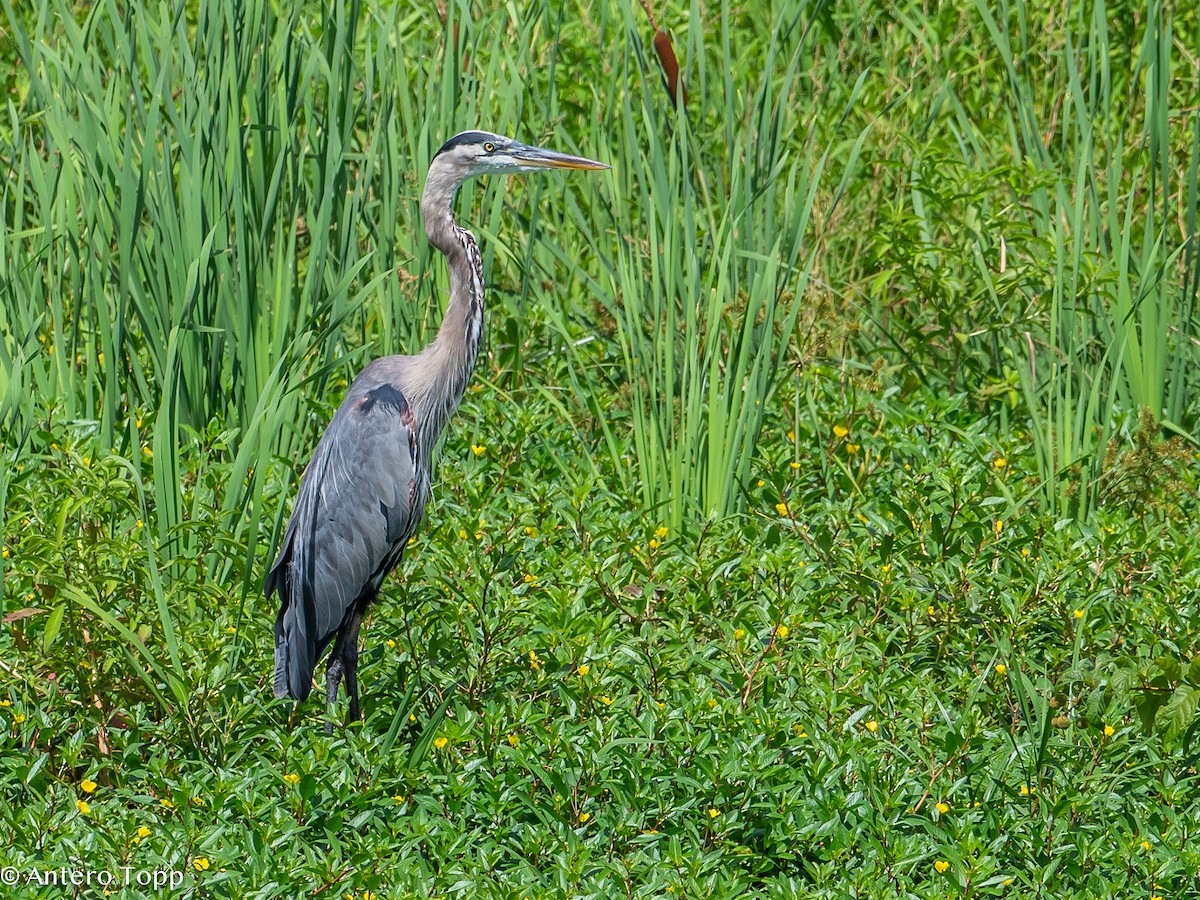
top-left (638, 1), bottom-right (687, 107)
top-left (653, 30), bottom-right (687, 107)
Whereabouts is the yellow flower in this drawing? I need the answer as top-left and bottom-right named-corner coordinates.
top-left (75, 800), bottom-right (91, 815)
top-left (474, 530), bottom-right (483, 540)
top-left (506, 733), bottom-right (520, 747)
top-left (523, 573), bottom-right (538, 583)
top-left (578, 812), bottom-right (591, 824)
top-left (707, 698), bottom-right (718, 710)
top-left (648, 539), bottom-right (660, 549)
top-left (1021, 546), bottom-right (1031, 557)
top-left (471, 444), bottom-right (486, 457)
top-left (142, 446), bottom-right (152, 457)
top-left (1140, 840), bottom-right (1151, 851)
top-left (846, 443), bottom-right (860, 454)
top-left (458, 529), bottom-right (468, 539)
top-left (1073, 608), bottom-right (1085, 619)
top-left (864, 720), bottom-right (878, 733)
top-left (655, 526), bottom-right (668, 539)
top-left (577, 664), bottom-right (590, 676)
top-left (787, 430), bottom-right (796, 441)
top-left (409, 713), bottom-right (416, 722)
top-left (1020, 785), bottom-right (1033, 796)
top-left (708, 808), bottom-right (720, 818)
top-left (363, 892), bottom-right (376, 900)
top-left (934, 860), bottom-right (950, 874)
top-left (995, 663), bottom-right (1007, 676)
top-left (790, 461), bottom-right (801, 469)
top-left (1103, 724), bottom-right (1115, 737)
top-left (137, 825), bottom-right (151, 839)
top-left (13, 713), bottom-right (26, 724)
top-left (283, 773), bottom-right (300, 785)
top-left (936, 802), bottom-right (949, 814)
top-left (524, 526), bottom-right (537, 537)
top-left (0, 700), bottom-right (8, 707)
top-left (833, 424), bottom-right (849, 439)
top-left (193, 857), bottom-right (210, 871)
top-left (994, 519), bottom-right (1003, 535)
top-left (600, 695), bottom-right (613, 705)
top-left (927, 605), bottom-right (936, 617)
top-left (775, 624), bottom-right (789, 640)
top-left (392, 794), bottom-right (406, 804)
top-left (135, 519), bottom-right (144, 529)
top-left (81, 779), bottom-right (98, 793)
top-left (775, 502), bottom-right (789, 516)
top-left (159, 798), bottom-right (173, 808)
top-left (192, 796), bottom-right (203, 806)
top-left (993, 457), bottom-right (1008, 469)
top-left (756, 479), bottom-right (765, 487)
top-left (1, 547), bottom-right (8, 558)
top-left (434, 736), bottom-right (448, 750)
top-left (385, 639), bottom-right (396, 649)
top-left (528, 650), bottom-right (541, 671)
top-left (733, 628), bottom-right (746, 640)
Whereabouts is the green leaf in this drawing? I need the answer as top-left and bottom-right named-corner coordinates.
top-left (1156, 685), bottom-right (1200, 744)
top-left (42, 604), bottom-right (65, 652)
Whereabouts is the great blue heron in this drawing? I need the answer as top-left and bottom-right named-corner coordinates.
top-left (267, 131), bottom-right (607, 730)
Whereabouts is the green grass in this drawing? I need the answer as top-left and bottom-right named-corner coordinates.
top-left (3, 0), bottom-right (1200, 897)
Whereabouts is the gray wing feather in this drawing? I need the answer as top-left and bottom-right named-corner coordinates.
top-left (267, 379), bottom-right (421, 701)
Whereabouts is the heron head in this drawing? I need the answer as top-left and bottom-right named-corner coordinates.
top-left (433, 131), bottom-right (609, 178)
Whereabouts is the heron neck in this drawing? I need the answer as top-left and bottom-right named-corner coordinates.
top-left (418, 187), bottom-right (485, 442)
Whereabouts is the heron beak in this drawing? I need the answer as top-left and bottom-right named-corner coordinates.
top-left (513, 144), bottom-right (610, 170)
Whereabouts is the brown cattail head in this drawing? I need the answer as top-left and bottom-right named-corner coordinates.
top-left (653, 31), bottom-right (687, 107)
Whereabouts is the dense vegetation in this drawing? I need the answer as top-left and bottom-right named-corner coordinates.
top-left (2, 0), bottom-right (1199, 896)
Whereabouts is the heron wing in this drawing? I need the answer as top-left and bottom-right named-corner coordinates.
top-left (266, 380), bottom-right (422, 701)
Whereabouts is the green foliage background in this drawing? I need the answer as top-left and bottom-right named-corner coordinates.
top-left (2, 0), bottom-right (1200, 897)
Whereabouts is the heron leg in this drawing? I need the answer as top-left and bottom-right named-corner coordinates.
top-left (342, 596), bottom-right (370, 724)
top-left (324, 648), bottom-right (346, 735)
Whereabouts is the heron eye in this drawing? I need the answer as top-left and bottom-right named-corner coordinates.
top-left (483, 142), bottom-right (496, 153)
